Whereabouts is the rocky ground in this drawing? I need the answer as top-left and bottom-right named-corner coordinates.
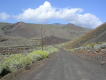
top-left (69, 48), bottom-right (106, 68)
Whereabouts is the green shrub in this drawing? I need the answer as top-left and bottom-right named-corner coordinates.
top-left (47, 47), bottom-right (59, 54)
top-left (83, 42), bottom-right (89, 46)
top-left (101, 43), bottom-right (106, 49)
top-left (44, 46), bottom-right (59, 54)
top-left (2, 54), bottom-right (33, 71)
top-left (89, 42), bottom-right (96, 48)
top-left (27, 53), bottom-right (42, 61)
top-left (30, 50), bottom-right (49, 58)
top-left (97, 42), bottom-right (103, 44)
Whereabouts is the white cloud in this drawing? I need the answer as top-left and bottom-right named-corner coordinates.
top-left (13, 1), bottom-right (102, 28)
top-left (0, 12), bottom-right (10, 20)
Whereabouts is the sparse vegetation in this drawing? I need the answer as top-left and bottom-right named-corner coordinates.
top-left (45, 46), bottom-right (59, 54)
top-left (1, 54), bottom-right (33, 72)
top-left (89, 42), bottom-right (96, 48)
top-left (27, 53), bottom-right (42, 61)
top-left (66, 42), bottom-right (106, 52)
top-left (0, 46), bottom-right (59, 78)
top-left (29, 50), bottom-right (49, 59)
top-left (64, 42), bottom-right (106, 65)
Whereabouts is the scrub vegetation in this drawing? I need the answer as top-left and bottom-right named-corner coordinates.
top-left (0, 46), bottom-right (59, 78)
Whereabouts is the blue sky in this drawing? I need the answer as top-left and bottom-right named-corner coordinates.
top-left (0, 0), bottom-right (105, 28)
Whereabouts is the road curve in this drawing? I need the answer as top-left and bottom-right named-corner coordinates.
top-left (22, 49), bottom-right (106, 80)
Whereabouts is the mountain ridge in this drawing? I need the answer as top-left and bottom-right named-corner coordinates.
top-left (70, 22), bottom-right (106, 48)
top-left (1, 22), bottom-right (89, 39)
top-left (0, 22), bottom-right (89, 45)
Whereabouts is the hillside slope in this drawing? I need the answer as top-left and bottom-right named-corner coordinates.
top-left (0, 22), bottom-right (12, 36)
top-left (2, 22), bottom-right (39, 38)
top-left (70, 22), bottom-right (106, 48)
top-left (0, 22), bottom-right (89, 45)
top-left (1, 22), bottom-right (88, 39)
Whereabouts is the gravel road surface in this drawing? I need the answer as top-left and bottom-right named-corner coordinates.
top-left (23, 49), bottom-right (106, 80)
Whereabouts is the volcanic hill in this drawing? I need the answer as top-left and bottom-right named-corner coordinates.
top-left (0, 22), bottom-right (89, 45)
top-left (70, 22), bottom-right (106, 48)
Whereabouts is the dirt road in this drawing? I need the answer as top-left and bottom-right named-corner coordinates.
top-left (1, 49), bottom-right (106, 80)
top-left (22, 49), bottom-right (106, 80)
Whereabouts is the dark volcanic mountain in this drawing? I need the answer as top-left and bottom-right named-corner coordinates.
top-left (2, 22), bottom-right (38, 38)
top-left (0, 22), bottom-right (89, 45)
top-left (70, 22), bottom-right (106, 48)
